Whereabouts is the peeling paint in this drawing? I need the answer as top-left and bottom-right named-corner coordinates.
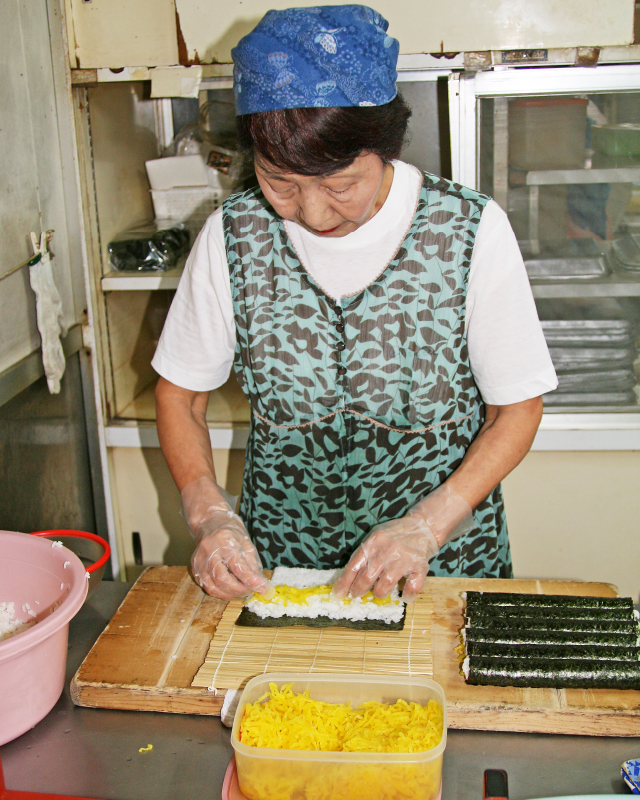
top-left (175, 6), bottom-right (191, 66)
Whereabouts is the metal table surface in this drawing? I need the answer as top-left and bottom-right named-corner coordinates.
top-left (1, 581), bottom-right (639, 800)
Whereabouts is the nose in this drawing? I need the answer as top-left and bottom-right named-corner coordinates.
top-left (297, 186), bottom-right (333, 231)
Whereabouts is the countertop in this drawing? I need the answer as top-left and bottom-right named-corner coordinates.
top-left (1, 581), bottom-right (639, 800)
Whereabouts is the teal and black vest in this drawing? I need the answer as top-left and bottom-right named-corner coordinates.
top-left (223, 172), bottom-right (512, 578)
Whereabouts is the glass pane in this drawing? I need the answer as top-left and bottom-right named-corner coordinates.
top-left (0, 353), bottom-right (97, 532)
top-left (479, 93), bottom-right (640, 412)
top-left (399, 79), bottom-right (446, 177)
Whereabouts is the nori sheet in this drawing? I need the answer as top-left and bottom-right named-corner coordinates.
top-left (465, 616), bottom-right (639, 634)
top-left (466, 605), bottom-right (636, 621)
top-left (235, 605), bottom-right (406, 632)
top-left (465, 656), bottom-right (640, 689)
top-left (466, 641), bottom-right (640, 662)
top-left (464, 627), bottom-right (639, 647)
top-left (465, 591), bottom-right (634, 611)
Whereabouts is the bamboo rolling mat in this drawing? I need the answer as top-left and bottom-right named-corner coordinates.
top-left (192, 595), bottom-right (434, 692)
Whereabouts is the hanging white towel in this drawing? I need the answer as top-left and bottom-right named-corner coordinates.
top-left (29, 232), bottom-right (67, 394)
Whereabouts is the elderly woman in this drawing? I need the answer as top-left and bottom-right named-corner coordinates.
top-left (152, 5), bottom-right (557, 602)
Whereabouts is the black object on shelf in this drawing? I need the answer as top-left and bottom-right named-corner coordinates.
top-left (108, 221), bottom-right (190, 272)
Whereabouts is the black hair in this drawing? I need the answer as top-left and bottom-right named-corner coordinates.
top-left (235, 93), bottom-right (412, 176)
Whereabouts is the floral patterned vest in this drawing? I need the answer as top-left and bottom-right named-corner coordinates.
top-left (223, 172), bottom-right (512, 578)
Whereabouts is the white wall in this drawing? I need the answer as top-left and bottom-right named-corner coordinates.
top-left (503, 451), bottom-right (640, 601)
top-left (1, 0), bottom-right (83, 375)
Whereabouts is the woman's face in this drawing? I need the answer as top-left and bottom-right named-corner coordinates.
top-left (254, 153), bottom-right (394, 238)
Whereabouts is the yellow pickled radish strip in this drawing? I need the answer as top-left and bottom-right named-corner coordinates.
top-left (239, 683), bottom-right (443, 753)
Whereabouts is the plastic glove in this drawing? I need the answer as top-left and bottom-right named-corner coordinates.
top-left (332, 483), bottom-right (474, 604)
top-left (181, 476), bottom-right (272, 600)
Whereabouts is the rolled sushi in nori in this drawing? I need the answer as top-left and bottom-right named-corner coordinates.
top-left (465, 641), bottom-right (640, 662)
top-left (464, 591), bottom-right (633, 611)
top-left (463, 627), bottom-right (640, 648)
top-left (462, 655), bottom-right (640, 690)
top-left (465, 616), bottom-right (639, 634)
top-left (465, 605), bottom-right (637, 622)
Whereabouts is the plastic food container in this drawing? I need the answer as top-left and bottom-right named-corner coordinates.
top-left (509, 97), bottom-right (588, 171)
top-left (150, 186), bottom-right (230, 239)
top-left (231, 673), bottom-right (447, 800)
top-left (592, 124), bottom-right (640, 157)
top-left (0, 531), bottom-right (88, 745)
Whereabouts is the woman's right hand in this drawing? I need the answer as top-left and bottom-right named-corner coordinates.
top-left (182, 476), bottom-right (272, 600)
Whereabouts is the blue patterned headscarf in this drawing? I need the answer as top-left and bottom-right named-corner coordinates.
top-left (232, 5), bottom-right (399, 115)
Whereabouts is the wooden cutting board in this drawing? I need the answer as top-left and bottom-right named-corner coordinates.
top-left (71, 567), bottom-right (640, 735)
top-left (71, 567), bottom-right (227, 715)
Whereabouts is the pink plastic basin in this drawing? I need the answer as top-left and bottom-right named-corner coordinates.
top-left (0, 530), bottom-right (88, 746)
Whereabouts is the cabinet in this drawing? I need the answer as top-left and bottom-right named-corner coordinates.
top-left (451, 64), bottom-right (640, 448)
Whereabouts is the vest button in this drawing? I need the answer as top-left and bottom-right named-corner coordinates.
top-left (336, 324), bottom-right (345, 333)
top-left (335, 307), bottom-right (343, 316)
top-left (336, 341), bottom-right (345, 351)
top-left (337, 366), bottom-right (347, 375)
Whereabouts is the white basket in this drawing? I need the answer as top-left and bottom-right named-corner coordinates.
top-left (151, 186), bottom-right (230, 239)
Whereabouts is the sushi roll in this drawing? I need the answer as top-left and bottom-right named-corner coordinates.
top-left (463, 627), bottom-right (640, 648)
top-left (464, 591), bottom-right (633, 611)
top-left (464, 616), bottom-right (639, 635)
top-left (465, 605), bottom-right (638, 622)
top-left (462, 655), bottom-right (640, 690)
top-left (465, 641), bottom-right (640, 662)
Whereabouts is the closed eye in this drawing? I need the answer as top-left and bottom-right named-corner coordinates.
top-left (326, 185), bottom-right (351, 196)
top-left (270, 181), bottom-right (295, 194)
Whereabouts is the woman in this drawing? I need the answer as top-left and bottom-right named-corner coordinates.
top-left (153, 5), bottom-right (557, 603)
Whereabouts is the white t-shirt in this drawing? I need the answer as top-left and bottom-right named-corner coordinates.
top-left (152, 160), bottom-right (557, 405)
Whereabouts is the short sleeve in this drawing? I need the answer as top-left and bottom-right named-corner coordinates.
top-left (151, 210), bottom-right (236, 392)
top-left (466, 200), bottom-right (558, 405)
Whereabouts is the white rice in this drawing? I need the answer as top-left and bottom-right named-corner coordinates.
top-left (462, 655), bottom-right (470, 679)
top-left (245, 567), bottom-right (405, 624)
top-left (0, 602), bottom-right (36, 641)
top-left (271, 566), bottom-right (342, 588)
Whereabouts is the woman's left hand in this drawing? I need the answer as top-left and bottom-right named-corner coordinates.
top-left (332, 516), bottom-right (438, 604)
top-left (333, 483), bottom-right (474, 603)
top-left (334, 397), bottom-right (544, 603)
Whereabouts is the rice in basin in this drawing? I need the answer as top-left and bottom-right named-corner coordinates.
top-left (244, 567), bottom-right (405, 624)
top-left (0, 602), bottom-right (36, 641)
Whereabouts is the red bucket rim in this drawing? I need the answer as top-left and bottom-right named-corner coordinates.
top-left (31, 530), bottom-right (110, 574)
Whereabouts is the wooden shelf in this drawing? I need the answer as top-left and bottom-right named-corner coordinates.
top-left (530, 272), bottom-right (640, 298)
top-left (105, 374), bottom-right (251, 449)
top-left (526, 166), bottom-right (640, 185)
top-left (115, 374), bottom-right (250, 425)
top-left (101, 265), bottom-right (184, 291)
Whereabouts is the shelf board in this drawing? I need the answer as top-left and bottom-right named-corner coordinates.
top-left (104, 422), bottom-right (249, 449)
top-left (101, 268), bottom-right (640, 297)
top-left (526, 167), bottom-right (640, 185)
top-left (104, 380), bottom-right (640, 451)
top-left (106, 375), bottom-right (251, 448)
top-left (101, 266), bottom-right (184, 291)
top-left (115, 375), bottom-right (251, 425)
top-left (530, 271), bottom-right (640, 297)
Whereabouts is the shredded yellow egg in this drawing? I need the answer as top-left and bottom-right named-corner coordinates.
top-left (236, 684), bottom-right (444, 800)
top-left (251, 585), bottom-right (394, 607)
top-left (240, 683), bottom-right (442, 752)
